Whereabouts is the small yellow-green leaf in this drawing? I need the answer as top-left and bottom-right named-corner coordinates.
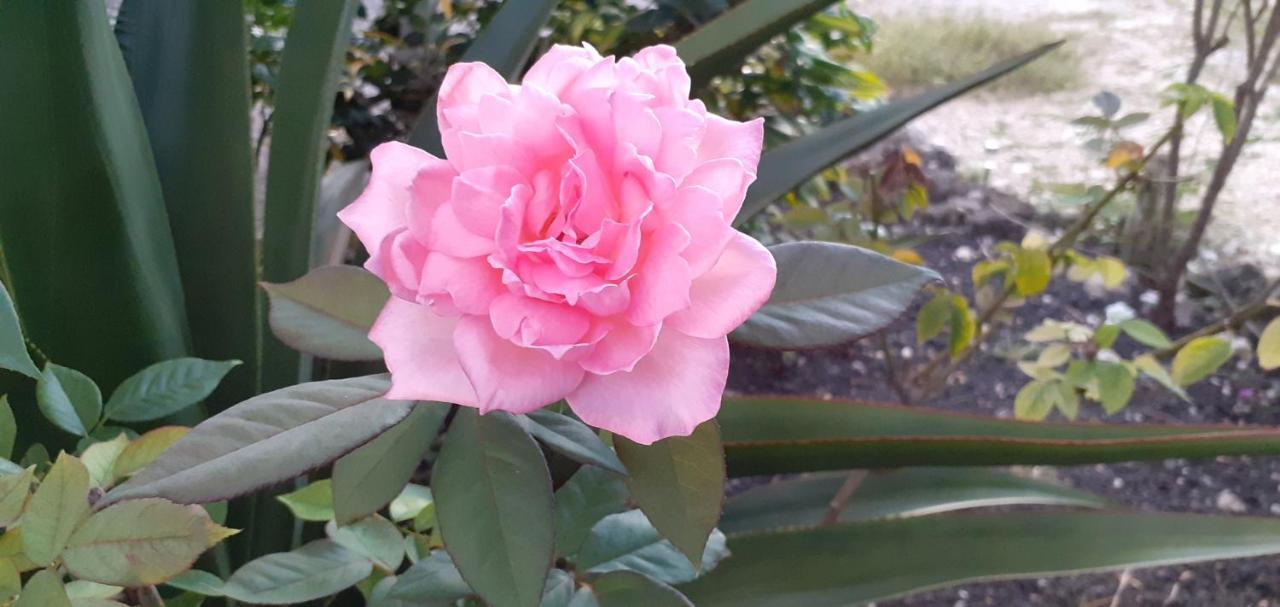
top-left (1211, 94), bottom-right (1237, 143)
top-left (0, 467), bottom-right (34, 526)
top-left (1134, 355), bottom-right (1189, 401)
top-left (1036, 344), bottom-right (1072, 368)
top-left (1094, 324), bottom-right (1121, 349)
top-left (1014, 381), bottom-right (1054, 421)
top-left (389, 484), bottom-right (433, 523)
top-left (0, 531), bottom-right (36, 573)
top-left (64, 581), bottom-right (122, 600)
top-left (0, 397), bottom-right (14, 461)
top-left (915, 292), bottom-right (951, 344)
top-left (1052, 381), bottom-right (1080, 420)
top-left (1012, 248), bottom-right (1052, 296)
top-left (1172, 336), bottom-right (1233, 386)
top-left (112, 426), bottom-right (189, 480)
top-left (1094, 362), bottom-right (1136, 414)
top-left (23, 452), bottom-right (91, 566)
top-left (278, 479), bottom-right (334, 522)
top-left (15, 569), bottom-right (70, 607)
top-left (948, 295), bottom-right (976, 356)
top-left (971, 260), bottom-right (1008, 286)
top-left (1095, 256), bottom-right (1127, 289)
top-left (62, 498), bottom-right (237, 586)
top-left (1119, 319), bottom-right (1172, 349)
top-left (1024, 321), bottom-right (1068, 343)
top-left (0, 558), bottom-right (17, 602)
top-left (1258, 317), bottom-right (1280, 371)
top-left (80, 433), bottom-right (130, 489)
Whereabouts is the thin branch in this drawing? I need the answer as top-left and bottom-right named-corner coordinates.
top-left (1154, 276), bottom-right (1280, 358)
top-left (822, 470), bottom-right (868, 525)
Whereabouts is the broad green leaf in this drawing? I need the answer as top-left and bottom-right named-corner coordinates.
top-left (590, 571), bottom-right (692, 607)
top-left (737, 42), bottom-right (1063, 223)
top-left (682, 511), bottom-right (1280, 606)
top-left (720, 468), bottom-right (1107, 534)
top-left (555, 466), bottom-right (630, 558)
top-left (0, 284), bottom-right (38, 379)
top-left (522, 410), bottom-right (626, 475)
top-left (1094, 361), bottom-right (1135, 414)
top-left (333, 402), bottom-right (447, 524)
top-left (578, 510), bottom-right (728, 584)
top-left (15, 569), bottom-right (70, 607)
top-left (80, 433), bottom-right (130, 489)
top-left (103, 375), bottom-right (413, 506)
top-left (0, 467), bottom-right (34, 526)
top-left (434, 410), bottom-right (554, 607)
top-left (326, 516), bottom-right (404, 571)
top-left (104, 358), bottom-right (240, 423)
top-left (615, 422), bottom-right (724, 567)
top-left (261, 265), bottom-right (388, 361)
top-left (389, 485), bottom-right (433, 522)
top-left (718, 395), bottom-right (1280, 474)
top-left (260, 0), bottom-right (359, 393)
top-left (915, 292), bottom-right (951, 344)
top-left (115, 0), bottom-right (259, 408)
top-left (1119, 318), bottom-right (1172, 349)
top-left (276, 480), bottom-right (334, 522)
top-left (0, 0), bottom-right (191, 395)
top-left (22, 452), bottom-right (90, 565)
top-left (222, 539), bottom-right (372, 605)
top-left (111, 426), bottom-right (189, 480)
top-left (733, 242), bottom-right (940, 348)
top-left (0, 397), bottom-right (15, 460)
top-left (542, 569), bottom-right (577, 607)
top-left (1211, 94), bottom-right (1238, 142)
top-left (385, 550), bottom-right (472, 603)
top-left (164, 570), bottom-right (226, 597)
top-left (1013, 380), bottom-right (1054, 421)
top-left (406, 0), bottom-right (558, 154)
top-left (676, 0), bottom-right (840, 89)
top-left (63, 498), bottom-right (236, 586)
top-left (0, 530), bottom-right (36, 573)
top-left (1134, 355), bottom-right (1190, 401)
top-left (64, 581), bottom-right (123, 600)
top-left (1012, 248), bottom-right (1051, 296)
top-left (1171, 336), bottom-right (1232, 386)
top-left (36, 364), bottom-right (102, 436)
top-left (1093, 324), bottom-right (1121, 349)
top-left (1258, 317), bottom-right (1280, 370)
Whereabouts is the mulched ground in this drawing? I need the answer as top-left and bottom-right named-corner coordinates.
top-left (725, 171), bottom-right (1280, 606)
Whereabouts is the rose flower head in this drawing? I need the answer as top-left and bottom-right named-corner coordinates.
top-left (339, 44), bottom-right (776, 444)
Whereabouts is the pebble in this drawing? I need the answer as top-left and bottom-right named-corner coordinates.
top-left (1216, 489), bottom-right (1248, 513)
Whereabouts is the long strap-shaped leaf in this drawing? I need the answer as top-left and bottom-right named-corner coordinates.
top-left (675, 0), bottom-right (841, 89)
top-left (735, 41), bottom-right (1064, 225)
top-left (682, 511), bottom-right (1280, 606)
top-left (0, 0), bottom-right (191, 394)
top-left (406, 0), bottom-right (558, 156)
top-left (116, 0), bottom-right (261, 407)
top-left (720, 396), bottom-right (1280, 476)
top-left (261, 0), bottom-right (358, 391)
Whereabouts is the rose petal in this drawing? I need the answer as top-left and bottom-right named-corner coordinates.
top-left (339, 142), bottom-right (442, 267)
top-left (625, 223), bottom-right (692, 326)
top-left (454, 315), bottom-right (585, 414)
top-left (370, 298), bottom-right (478, 405)
top-left (418, 253), bottom-right (505, 315)
top-left (567, 329), bottom-right (727, 444)
top-left (667, 230), bottom-right (777, 339)
top-left (578, 321), bottom-right (660, 375)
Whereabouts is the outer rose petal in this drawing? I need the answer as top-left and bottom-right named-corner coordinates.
top-left (522, 44), bottom-right (604, 97)
top-left (338, 142), bottom-right (441, 266)
top-left (568, 330), bottom-right (728, 444)
top-left (667, 230), bottom-right (777, 339)
top-left (370, 298), bottom-right (478, 404)
top-left (454, 316), bottom-right (586, 414)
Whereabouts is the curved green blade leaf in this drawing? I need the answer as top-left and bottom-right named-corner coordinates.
top-left (0, 0), bottom-right (191, 391)
top-left (733, 242), bottom-right (939, 348)
top-left (615, 422), bottom-right (724, 568)
top-left (332, 402), bottom-right (447, 524)
top-left (104, 358), bottom-right (241, 423)
top-left (116, 0), bottom-right (260, 406)
top-left (406, 0), bottom-right (557, 155)
top-left (261, 0), bottom-right (359, 390)
top-left (102, 375), bottom-right (413, 506)
top-left (222, 539), bottom-right (372, 605)
top-left (721, 468), bottom-right (1107, 535)
top-left (736, 41), bottom-right (1064, 225)
top-left (0, 283), bottom-right (38, 380)
top-left (262, 265), bottom-right (388, 362)
top-left (675, 0), bottom-right (840, 89)
top-left (720, 396), bottom-right (1280, 476)
top-left (434, 409), bottom-right (555, 607)
top-left (683, 511), bottom-right (1280, 606)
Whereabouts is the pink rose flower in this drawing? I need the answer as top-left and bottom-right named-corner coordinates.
top-left (339, 44), bottom-right (776, 444)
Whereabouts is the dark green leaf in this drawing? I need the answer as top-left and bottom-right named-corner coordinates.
top-left (333, 402), bottom-right (447, 524)
top-left (325, 515), bottom-right (404, 571)
top-left (262, 265), bottom-right (388, 362)
top-left (683, 511), bottom-right (1280, 606)
top-left (0, 397), bottom-right (14, 460)
top-left (222, 539), bottom-right (372, 605)
top-left (434, 409), bottom-right (554, 607)
top-left (0, 0), bottom-right (191, 392)
top-left (104, 358), bottom-right (240, 423)
top-left (165, 570), bottom-right (227, 597)
top-left (719, 396), bottom-right (1280, 475)
top-left (36, 363), bottom-right (102, 436)
top-left (116, 0), bottom-right (260, 408)
top-left (555, 466), bottom-right (630, 558)
top-left (102, 375), bottom-right (413, 506)
top-left (733, 242), bottom-right (939, 348)
top-left (720, 468), bottom-right (1107, 534)
top-left (615, 422), bottom-right (724, 567)
top-left (0, 283), bottom-right (38, 379)
top-left (737, 42), bottom-right (1064, 224)
top-left (542, 569), bottom-right (577, 607)
top-left (385, 550), bottom-right (472, 603)
top-left (675, 0), bottom-right (841, 89)
top-left (522, 410), bottom-right (626, 476)
top-left (590, 571), bottom-right (692, 607)
top-left (406, 0), bottom-right (558, 154)
top-left (578, 510), bottom-right (728, 584)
